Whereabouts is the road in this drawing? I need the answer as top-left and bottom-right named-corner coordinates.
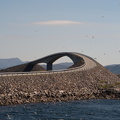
top-left (0, 53), bottom-right (97, 77)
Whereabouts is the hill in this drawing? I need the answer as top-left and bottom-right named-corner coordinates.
top-left (105, 64), bottom-right (120, 74)
top-left (0, 58), bottom-right (24, 70)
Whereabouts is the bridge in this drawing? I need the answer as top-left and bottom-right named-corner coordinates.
top-left (0, 52), bottom-right (97, 76)
top-left (22, 52), bottom-right (97, 71)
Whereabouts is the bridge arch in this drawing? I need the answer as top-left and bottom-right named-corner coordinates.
top-left (23, 52), bottom-right (85, 72)
top-left (52, 56), bottom-right (73, 70)
top-left (45, 54), bottom-right (78, 70)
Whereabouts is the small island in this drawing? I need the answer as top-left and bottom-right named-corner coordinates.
top-left (0, 52), bottom-right (120, 105)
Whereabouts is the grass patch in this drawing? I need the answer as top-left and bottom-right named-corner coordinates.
top-left (100, 82), bottom-right (120, 89)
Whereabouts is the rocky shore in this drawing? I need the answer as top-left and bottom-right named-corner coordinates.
top-left (0, 88), bottom-right (120, 106)
top-left (0, 64), bottom-right (120, 106)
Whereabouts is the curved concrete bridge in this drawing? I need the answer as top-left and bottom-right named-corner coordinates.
top-left (0, 52), bottom-right (97, 76)
top-left (22, 52), bottom-right (97, 72)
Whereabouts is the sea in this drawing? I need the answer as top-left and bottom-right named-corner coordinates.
top-left (0, 99), bottom-right (120, 120)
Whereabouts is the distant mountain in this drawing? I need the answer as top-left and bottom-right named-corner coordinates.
top-left (0, 58), bottom-right (24, 70)
top-left (53, 62), bottom-right (73, 70)
top-left (105, 64), bottom-right (120, 74)
top-left (41, 62), bottom-right (73, 70)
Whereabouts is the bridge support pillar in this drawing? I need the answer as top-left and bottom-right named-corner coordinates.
top-left (47, 62), bottom-right (52, 70)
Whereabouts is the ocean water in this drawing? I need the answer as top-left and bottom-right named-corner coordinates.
top-left (0, 99), bottom-right (120, 120)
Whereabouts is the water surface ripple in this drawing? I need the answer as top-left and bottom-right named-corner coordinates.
top-left (0, 99), bottom-right (120, 120)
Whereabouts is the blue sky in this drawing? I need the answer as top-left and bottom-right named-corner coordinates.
top-left (0, 0), bottom-right (120, 65)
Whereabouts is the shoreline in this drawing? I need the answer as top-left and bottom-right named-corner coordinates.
top-left (0, 90), bottom-right (120, 106)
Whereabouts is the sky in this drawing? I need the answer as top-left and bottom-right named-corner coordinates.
top-left (0, 0), bottom-right (120, 66)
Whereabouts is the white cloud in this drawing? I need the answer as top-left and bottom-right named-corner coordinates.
top-left (32, 20), bottom-right (83, 25)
